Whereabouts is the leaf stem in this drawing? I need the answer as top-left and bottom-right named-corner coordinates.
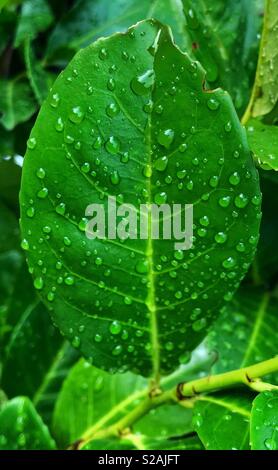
top-left (177, 356), bottom-right (278, 398)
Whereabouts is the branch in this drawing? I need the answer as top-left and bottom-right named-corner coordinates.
top-left (73, 356), bottom-right (278, 449)
top-left (177, 357), bottom-right (278, 398)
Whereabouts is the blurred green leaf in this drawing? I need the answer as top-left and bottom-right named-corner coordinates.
top-left (182, 0), bottom-right (264, 115)
top-left (46, 0), bottom-right (191, 64)
top-left (15, 0), bottom-right (54, 47)
top-left (0, 77), bottom-right (38, 130)
top-left (81, 434), bottom-right (203, 450)
top-left (0, 9), bottom-right (16, 55)
top-left (250, 390), bottom-right (278, 450)
top-left (207, 288), bottom-right (278, 382)
top-left (246, 119), bottom-right (278, 171)
top-left (0, 396), bottom-right (56, 449)
top-left (0, 155), bottom-right (22, 212)
top-left (193, 391), bottom-right (254, 450)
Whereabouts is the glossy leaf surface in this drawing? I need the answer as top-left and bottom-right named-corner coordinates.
top-left (250, 390), bottom-right (278, 450)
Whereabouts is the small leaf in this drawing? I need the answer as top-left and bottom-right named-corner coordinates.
top-left (20, 20), bottom-right (261, 376)
top-left (246, 119), bottom-right (278, 171)
top-left (182, 0), bottom-right (264, 114)
top-left (0, 77), bottom-right (38, 130)
top-left (193, 391), bottom-right (253, 450)
top-left (46, 0), bottom-right (190, 62)
top-left (15, 0), bottom-right (54, 47)
top-left (250, 390), bottom-right (278, 450)
top-left (0, 396), bottom-right (56, 450)
top-left (207, 288), bottom-right (278, 382)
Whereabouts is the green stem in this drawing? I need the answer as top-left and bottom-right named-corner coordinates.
top-left (178, 357), bottom-right (278, 398)
top-left (241, 0), bottom-right (269, 125)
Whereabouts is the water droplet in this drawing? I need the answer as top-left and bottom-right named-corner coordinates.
top-left (225, 121), bottom-right (232, 132)
top-left (55, 117), bottom-right (64, 132)
top-left (215, 232), bottom-right (227, 244)
top-left (207, 98), bottom-right (220, 111)
top-left (106, 102), bottom-right (120, 118)
top-left (36, 168), bottom-right (46, 179)
top-left (37, 187), bottom-right (48, 199)
top-left (21, 239), bottom-right (29, 251)
top-left (69, 106), bottom-right (84, 124)
top-left (219, 195), bottom-right (231, 207)
top-left (154, 156), bottom-right (168, 172)
top-left (199, 215), bottom-right (210, 227)
top-left (234, 193), bottom-right (249, 208)
top-left (222, 257), bottom-right (236, 269)
top-left (112, 345), bottom-right (123, 356)
top-left (56, 202), bottom-right (66, 215)
top-left (192, 317), bottom-right (207, 331)
top-left (105, 136), bottom-right (120, 154)
top-left (99, 48), bottom-right (108, 60)
top-left (95, 333), bottom-right (102, 342)
top-left (236, 242), bottom-right (246, 252)
top-left (251, 195), bottom-right (261, 206)
top-left (26, 206), bottom-right (35, 218)
top-left (229, 172), bottom-right (241, 186)
top-left (143, 164), bottom-right (152, 178)
top-left (209, 175), bottom-right (219, 188)
top-left (131, 70), bottom-right (154, 95)
top-left (81, 162), bottom-right (90, 173)
top-left (65, 276), bottom-right (74, 285)
top-left (107, 78), bottom-right (115, 91)
top-left (72, 336), bottom-right (80, 348)
top-left (34, 277), bottom-right (44, 290)
top-left (50, 93), bottom-right (60, 108)
top-left (157, 129), bottom-right (175, 149)
top-left (110, 170), bottom-right (120, 185)
top-left (110, 321), bottom-right (122, 335)
top-left (27, 137), bottom-right (37, 149)
top-left (154, 192), bottom-right (167, 204)
top-left (264, 438), bottom-right (276, 450)
top-left (136, 259), bottom-right (149, 274)
top-left (63, 236), bottom-right (71, 246)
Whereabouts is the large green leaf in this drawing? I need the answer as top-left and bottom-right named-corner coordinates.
top-left (193, 391), bottom-right (253, 450)
top-left (207, 288), bottom-right (278, 381)
top-left (14, 0), bottom-right (54, 47)
top-left (250, 390), bottom-right (278, 450)
top-left (246, 119), bottom-right (278, 171)
top-left (0, 77), bottom-right (38, 130)
top-left (53, 356), bottom-right (200, 448)
top-left (0, 263), bottom-right (78, 425)
top-left (182, 0), bottom-right (264, 114)
top-left (0, 396), bottom-right (56, 449)
top-left (251, 0), bottom-right (278, 118)
top-left (47, 0), bottom-right (190, 63)
top-left (20, 20), bottom-right (261, 376)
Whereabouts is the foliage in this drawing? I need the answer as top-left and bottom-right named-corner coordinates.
top-left (0, 0), bottom-right (277, 452)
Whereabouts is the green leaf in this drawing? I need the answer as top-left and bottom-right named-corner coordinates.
top-left (20, 20), bottom-right (261, 376)
top-left (0, 396), bottom-right (56, 449)
top-left (251, 0), bottom-right (278, 118)
top-left (53, 357), bottom-right (198, 448)
top-left (250, 390), bottom-right (278, 450)
top-left (207, 288), bottom-right (278, 381)
top-left (0, 8), bottom-right (16, 55)
top-left (182, 0), bottom-right (264, 114)
top-left (246, 119), bottom-right (278, 171)
top-left (0, 77), bottom-right (38, 130)
top-left (15, 0), bottom-right (54, 47)
top-left (46, 0), bottom-right (191, 63)
top-left (81, 437), bottom-right (137, 450)
top-left (193, 391), bottom-right (253, 450)
top-left (1, 263), bottom-right (78, 425)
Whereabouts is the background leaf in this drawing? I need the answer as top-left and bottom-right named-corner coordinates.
top-left (0, 77), bottom-right (38, 130)
top-left (15, 0), bottom-right (54, 47)
top-left (0, 396), bottom-right (56, 449)
top-left (246, 119), bottom-right (278, 171)
top-left (250, 390), bottom-right (278, 450)
top-left (20, 19), bottom-right (261, 377)
top-left (46, 0), bottom-right (190, 64)
top-left (207, 288), bottom-right (278, 382)
top-left (193, 391), bottom-right (254, 450)
top-left (182, 0), bottom-right (264, 115)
